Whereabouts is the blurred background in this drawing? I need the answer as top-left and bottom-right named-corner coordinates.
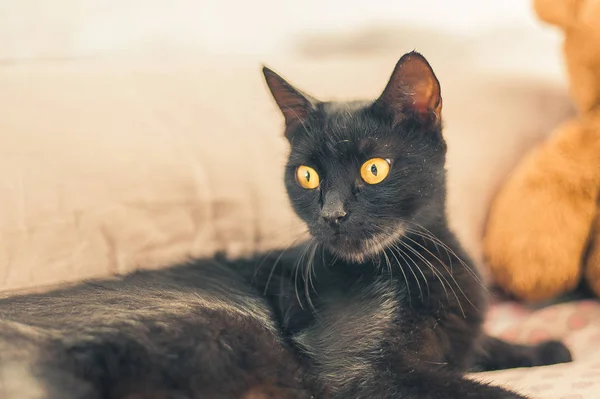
top-left (2, 0), bottom-right (563, 76)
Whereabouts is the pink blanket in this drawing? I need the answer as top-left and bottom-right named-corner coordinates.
top-left (470, 299), bottom-right (600, 398)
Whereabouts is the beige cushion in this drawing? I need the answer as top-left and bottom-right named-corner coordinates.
top-left (0, 55), bottom-right (573, 294)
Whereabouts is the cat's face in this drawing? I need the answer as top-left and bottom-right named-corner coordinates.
top-left (264, 52), bottom-right (447, 263)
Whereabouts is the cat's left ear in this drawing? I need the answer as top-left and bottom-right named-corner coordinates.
top-left (263, 66), bottom-right (318, 132)
top-left (375, 51), bottom-right (442, 125)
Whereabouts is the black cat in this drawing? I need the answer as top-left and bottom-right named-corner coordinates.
top-left (0, 52), bottom-right (571, 399)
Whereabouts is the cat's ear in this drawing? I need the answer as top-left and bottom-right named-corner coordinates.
top-left (263, 66), bottom-right (318, 131)
top-left (375, 51), bottom-right (442, 125)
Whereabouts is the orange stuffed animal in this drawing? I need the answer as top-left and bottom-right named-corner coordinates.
top-left (483, 0), bottom-right (600, 302)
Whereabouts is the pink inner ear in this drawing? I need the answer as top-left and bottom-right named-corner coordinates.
top-left (378, 52), bottom-right (442, 123)
top-left (412, 79), bottom-right (439, 116)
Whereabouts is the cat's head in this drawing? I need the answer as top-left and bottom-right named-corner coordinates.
top-left (263, 52), bottom-right (447, 263)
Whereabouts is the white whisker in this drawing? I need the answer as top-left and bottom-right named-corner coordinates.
top-left (389, 244), bottom-right (426, 302)
top-left (398, 240), bottom-right (465, 317)
top-left (385, 247), bottom-right (413, 308)
top-left (402, 221), bottom-right (485, 289)
top-left (303, 240), bottom-right (319, 315)
top-left (403, 234), bottom-right (477, 312)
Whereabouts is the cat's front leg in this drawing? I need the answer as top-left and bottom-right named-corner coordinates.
top-left (340, 370), bottom-right (528, 399)
top-left (470, 334), bottom-right (572, 371)
top-left (306, 362), bottom-right (527, 399)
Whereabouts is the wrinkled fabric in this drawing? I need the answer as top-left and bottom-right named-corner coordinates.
top-left (471, 299), bottom-right (600, 399)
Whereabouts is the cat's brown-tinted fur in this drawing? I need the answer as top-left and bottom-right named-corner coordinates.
top-left (0, 52), bottom-right (571, 399)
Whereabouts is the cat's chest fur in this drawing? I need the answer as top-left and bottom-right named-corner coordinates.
top-left (293, 274), bottom-right (400, 354)
top-left (285, 266), bottom-right (448, 393)
top-left (291, 275), bottom-right (401, 391)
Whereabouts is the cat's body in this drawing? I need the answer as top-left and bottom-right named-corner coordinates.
top-left (0, 52), bottom-right (571, 399)
top-left (0, 260), bottom-right (312, 399)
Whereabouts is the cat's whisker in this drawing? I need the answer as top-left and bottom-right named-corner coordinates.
top-left (389, 243), bottom-right (426, 302)
top-left (406, 227), bottom-right (467, 279)
top-left (402, 223), bottom-right (487, 291)
top-left (398, 240), bottom-right (466, 317)
top-left (402, 235), bottom-right (477, 312)
top-left (310, 244), bottom-right (319, 283)
top-left (253, 228), bottom-right (309, 282)
top-left (405, 227), bottom-right (488, 296)
top-left (303, 240), bottom-right (319, 315)
top-left (382, 245), bottom-right (393, 279)
top-left (381, 244), bottom-right (392, 275)
top-left (391, 243), bottom-right (431, 301)
top-left (402, 221), bottom-right (484, 284)
top-left (364, 230), bottom-right (383, 272)
top-left (385, 246), bottom-right (412, 308)
top-left (331, 252), bottom-right (339, 264)
top-left (293, 242), bottom-right (312, 311)
top-left (365, 224), bottom-right (429, 303)
top-left (263, 236), bottom-right (304, 296)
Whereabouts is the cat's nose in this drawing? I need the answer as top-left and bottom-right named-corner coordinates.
top-left (320, 209), bottom-right (348, 225)
top-left (321, 191), bottom-right (348, 225)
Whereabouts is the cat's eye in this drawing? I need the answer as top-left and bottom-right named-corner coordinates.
top-left (296, 165), bottom-right (320, 189)
top-left (360, 158), bottom-right (391, 185)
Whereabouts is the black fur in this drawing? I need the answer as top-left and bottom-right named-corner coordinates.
top-left (0, 52), bottom-right (571, 399)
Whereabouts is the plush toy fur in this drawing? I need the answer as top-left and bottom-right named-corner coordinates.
top-left (483, 0), bottom-right (600, 302)
top-left (585, 206), bottom-right (600, 295)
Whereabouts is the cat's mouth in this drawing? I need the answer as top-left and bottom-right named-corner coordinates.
top-left (323, 224), bottom-right (406, 263)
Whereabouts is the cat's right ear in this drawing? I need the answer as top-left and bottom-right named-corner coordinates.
top-left (374, 51), bottom-right (442, 126)
top-left (262, 66), bottom-right (318, 132)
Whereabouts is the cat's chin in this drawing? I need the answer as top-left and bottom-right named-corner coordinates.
top-left (324, 224), bottom-right (406, 264)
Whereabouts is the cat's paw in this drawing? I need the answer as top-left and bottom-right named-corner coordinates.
top-left (533, 340), bottom-right (572, 366)
top-left (471, 336), bottom-right (572, 372)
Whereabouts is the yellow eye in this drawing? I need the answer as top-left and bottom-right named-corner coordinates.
top-left (296, 165), bottom-right (320, 189)
top-left (360, 158), bottom-right (391, 185)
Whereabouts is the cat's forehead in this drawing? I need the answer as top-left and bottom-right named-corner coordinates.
top-left (289, 100), bottom-right (396, 163)
top-left (319, 100), bottom-right (383, 143)
top-left (321, 100), bottom-right (370, 115)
